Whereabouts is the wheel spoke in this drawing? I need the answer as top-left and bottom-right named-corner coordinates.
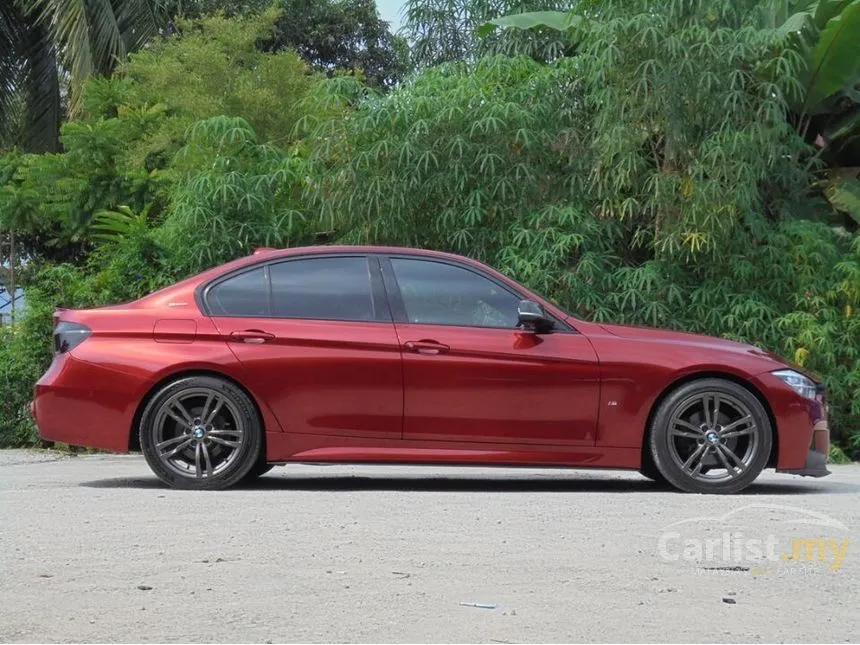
top-left (160, 436), bottom-right (194, 459)
top-left (682, 443), bottom-right (708, 474)
top-left (202, 394), bottom-right (224, 426)
top-left (157, 435), bottom-right (188, 450)
top-left (671, 419), bottom-right (704, 439)
top-left (166, 401), bottom-right (194, 428)
top-left (209, 428), bottom-right (243, 438)
top-left (195, 443), bottom-right (203, 479)
top-left (714, 444), bottom-right (741, 477)
top-left (201, 443), bottom-right (214, 477)
top-left (701, 394), bottom-right (716, 428)
top-left (719, 415), bottom-right (754, 438)
top-left (199, 392), bottom-right (214, 423)
top-left (208, 435), bottom-right (242, 449)
top-left (670, 428), bottom-right (702, 440)
top-left (717, 443), bottom-right (745, 469)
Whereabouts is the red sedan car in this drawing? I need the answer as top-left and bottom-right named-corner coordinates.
top-left (33, 245), bottom-right (830, 493)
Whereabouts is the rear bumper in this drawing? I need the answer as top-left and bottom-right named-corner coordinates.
top-left (32, 353), bottom-right (142, 452)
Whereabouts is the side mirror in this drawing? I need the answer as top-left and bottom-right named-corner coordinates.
top-left (517, 299), bottom-right (554, 333)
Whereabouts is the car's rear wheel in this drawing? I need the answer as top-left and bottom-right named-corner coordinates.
top-left (140, 376), bottom-right (263, 490)
top-left (648, 378), bottom-right (772, 494)
top-left (638, 461), bottom-right (669, 485)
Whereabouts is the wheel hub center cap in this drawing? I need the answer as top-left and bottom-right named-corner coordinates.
top-left (706, 430), bottom-right (719, 444)
top-left (193, 426), bottom-right (206, 439)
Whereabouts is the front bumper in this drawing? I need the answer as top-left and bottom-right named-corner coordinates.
top-left (753, 371), bottom-right (832, 476)
top-left (776, 417), bottom-right (831, 478)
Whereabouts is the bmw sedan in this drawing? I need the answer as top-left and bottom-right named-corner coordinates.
top-left (32, 245), bottom-right (831, 493)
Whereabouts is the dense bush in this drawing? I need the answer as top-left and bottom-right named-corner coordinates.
top-left (1, 0), bottom-right (858, 458)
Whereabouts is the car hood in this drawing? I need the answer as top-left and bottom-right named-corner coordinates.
top-left (595, 322), bottom-right (829, 381)
top-left (596, 322), bottom-right (786, 363)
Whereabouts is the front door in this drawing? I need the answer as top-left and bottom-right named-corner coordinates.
top-left (205, 255), bottom-right (403, 440)
top-left (383, 256), bottom-right (600, 445)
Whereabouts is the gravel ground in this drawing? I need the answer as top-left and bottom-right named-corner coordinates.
top-left (1, 450), bottom-right (860, 643)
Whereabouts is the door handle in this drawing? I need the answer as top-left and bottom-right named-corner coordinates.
top-left (404, 339), bottom-right (450, 355)
top-left (230, 329), bottom-right (275, 344)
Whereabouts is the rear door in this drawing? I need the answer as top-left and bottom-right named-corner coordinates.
top-left (382, 255), bottom-right (600, 445)
top-left (204, 254), bottom-right (403, 440)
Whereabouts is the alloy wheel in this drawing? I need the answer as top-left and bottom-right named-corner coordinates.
top-left (666, 391), bottom-right (759, 483)
top-left (152, 386), bottom-right (246, 480)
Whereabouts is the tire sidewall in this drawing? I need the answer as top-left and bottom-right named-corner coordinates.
top-left (140, 375), bottom-right (263, 490)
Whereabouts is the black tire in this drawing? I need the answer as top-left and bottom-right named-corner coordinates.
top-left (648, 378), bottom-right (772, 494)
top-left (638, 461), bottom-right (669, 485)
top-left (241, 461), bottom-right (275, 482)
top-left (140, 375), bottom-right (263, 490)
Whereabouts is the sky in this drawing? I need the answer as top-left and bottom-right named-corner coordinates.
top-left (377, 0), bottom-right (406, 31)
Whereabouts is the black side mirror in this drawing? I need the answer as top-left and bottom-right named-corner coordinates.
top-left (517, 299), bottom-right (554, 333)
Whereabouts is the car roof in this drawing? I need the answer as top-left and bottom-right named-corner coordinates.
top-left (135, 245), bottom-right (496, 308)
top-left (249, 245), bottom-right (478, 262)
top-left (221, 245), bottom-right (497, 276)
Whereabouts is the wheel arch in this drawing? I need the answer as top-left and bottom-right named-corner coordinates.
top-left (128, 368), bottom-right (268, 453)
top-left (640, 371), bottom-right (779, 471)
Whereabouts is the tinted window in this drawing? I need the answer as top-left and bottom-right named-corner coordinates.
top-left (391, 258), bottom-right (520, 328)
top-left (208, 267), bottom-right (269, 316)
top-left (270, 257), bottom-right (376, 321)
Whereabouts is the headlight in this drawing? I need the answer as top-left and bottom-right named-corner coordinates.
top-left (772, 369), bottom-right (817, 399)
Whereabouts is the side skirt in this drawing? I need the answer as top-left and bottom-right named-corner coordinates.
top-left (265, 432), bottom-right (641, 469)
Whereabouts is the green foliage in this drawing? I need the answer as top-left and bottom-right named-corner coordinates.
top-left (0, 322), bottom-right (47, 447)
top-left (89, 204), bottom-right (154, 244)
top-left (270, 0), bottom-right (409, 89)
top-left (0, 264), bottom-right (98, 447)
top-left (575, 0), bottom-right (815, 256)
top-left (1, 0), bottom-right (165, 152)
top-left (403, 0), bottom-right (573, 66)
top-left (2, 2), bottom-right (859, 458)
top-left (158, 116), bottom-right (314, 275)
top-left (487, 0), bottom-right (860, 230)
top-left (161, 0), bottom-right (271, 18)
top-left (0, 4), bottom-right (60, 153)
top-left (772, 0), bottom-right (860, 223)
top-left (116, 8), bottom-right (318, 155)
top-left (309, 55), bottom-right (580, 256)
top-left (826, 176), bottom-right (860, 224)
top-left (1, 7), bottom-right (323, 262)
top-left (0, 113), bottom-right (156, 260)
top-left (791, 0), bottom-right (860, 113)
top-left (478, 9), bottom-right (580, 36)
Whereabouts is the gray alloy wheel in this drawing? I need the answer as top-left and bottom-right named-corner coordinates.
top-left (648, 378), bottom-right (772, 494)
top-left (140, 375), bottom-right (263, 490)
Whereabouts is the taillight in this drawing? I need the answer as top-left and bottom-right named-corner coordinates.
top-left (53, 321), bottom-right (91, 355)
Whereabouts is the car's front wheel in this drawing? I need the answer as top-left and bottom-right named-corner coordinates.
top-left (140, 375), bottom-right (263, 490)
top-left (648, 378), bottom-right (772, 494)
top-left (241, 460), bottom-right (275, 482)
